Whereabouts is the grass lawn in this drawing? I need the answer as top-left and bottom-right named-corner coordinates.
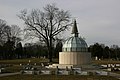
top-left (3, 65), bottom-right (22, 73)
top-left (0, 58), bottom-right (120, 79)
top-left (1, 58), bottom-right (120, 65)
top-left (0, 58), bottom-right (58, 73)
top-left (0, 75), bottom-right (119, 80)
top-left (92, 60), bottom-right (120, 65)
top-left (0, 58), bottom-right (120, 73)
top-left (0, 58), bottom-right (50, 65)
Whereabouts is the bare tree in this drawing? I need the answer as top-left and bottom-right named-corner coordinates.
top-left (18, 4), bottom-right (71, 62)
top-left (10, 25), bottom-right (22, 45)
top-left (0, 19), bottom-right (10, 45)
top-left (0, 19), bottom-right (22, 59)
top-left (3, 25), bottom-right (22, 59)
top-left (3, 24), bottom-right (22, 47)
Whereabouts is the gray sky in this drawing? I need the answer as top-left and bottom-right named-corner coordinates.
top-left (0, 0), bottom-right (120, 46)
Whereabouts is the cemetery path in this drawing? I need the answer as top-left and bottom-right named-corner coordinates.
top-left (109, 72), bottom-right (120, 79)
top-left (0, 72), bottom-right (20, 77)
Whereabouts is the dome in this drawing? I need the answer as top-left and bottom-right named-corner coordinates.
top-left (62, 20), bottom-right (88, 52)
top-left (62, 36), bottom-right (88, 52)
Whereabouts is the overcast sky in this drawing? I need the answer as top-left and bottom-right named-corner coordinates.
top-left (0, 0), bottom-right (120, 46)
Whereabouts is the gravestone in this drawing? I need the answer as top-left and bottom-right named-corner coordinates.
top-left (41, 70), bottom-right (51, 75)
top-left (0, 69), bottom-right (1, 73)
top-left (95, 56), bottom-right (98, 60)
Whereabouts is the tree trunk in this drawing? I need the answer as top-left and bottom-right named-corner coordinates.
top-left (48, 35), bottom-right (53, 62)
top-left (48, 47), bottom-right (52, 62)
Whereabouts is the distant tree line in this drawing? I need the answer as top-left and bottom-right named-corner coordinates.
top-left (88, 43), bottom-right (120, 60)
top-left (23, 43), bottom-right (48, 58)
top-left (23, 41), bottom-right (62, 59)
top-left (0, 19), bottom-right (22, 59)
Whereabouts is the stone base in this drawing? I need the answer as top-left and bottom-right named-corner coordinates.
top-left (49, 64), bottom-right (74, 69)
top-left (48, 64), bottom-right (97, 70)
top-left (59, 52), bottom-right (91, 65)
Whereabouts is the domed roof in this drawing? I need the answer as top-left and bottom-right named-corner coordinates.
top-left (62, 20), bottom-right (88, 52)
